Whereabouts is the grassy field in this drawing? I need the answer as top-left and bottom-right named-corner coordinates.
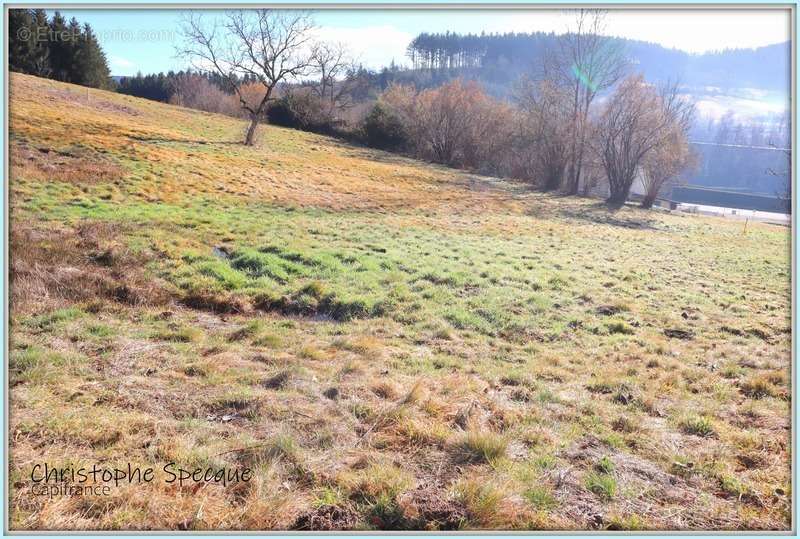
top-left (8, 73), bottom-right (792, 530)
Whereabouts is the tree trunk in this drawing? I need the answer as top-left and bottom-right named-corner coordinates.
top-left (544, 171), bottom-right (561, 191)
top-left (569, 131), bottom-right (587, 196)
top-left (640, 195), bottom-right (656, 209)
top-left (567, 159), bottom-right (582, 195)
top-left (244, 114), bottom-right (260, 146)
top-left (607, 175), bottom-right (634, 208)
top-left (606, 192), bottom-right (627, 208)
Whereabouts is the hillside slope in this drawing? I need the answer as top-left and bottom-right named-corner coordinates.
top-left (8, 74), bottom-right (791, 531)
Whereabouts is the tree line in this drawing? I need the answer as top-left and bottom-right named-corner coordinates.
top-left (407, 31), bottom-right (556, 72)
top-left (9, 9), bottom-right (112, 89)
top-left (406, 30), bottom-right (790, 93)
top-left (116, 71), bottom-right (262, 103)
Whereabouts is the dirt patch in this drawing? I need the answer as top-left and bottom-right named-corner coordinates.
top-left (397, 485), bottom-right (468, 530)
top-left (595, 305), bottom-right (622, 316)
top-left (262, 371), bottom-right (291, 390)
top-left (562, 435), bottom-right (694, 500)
top-left (292, 504), bottom-right (361, 530)
top-left (554, 435), bottom-right (708, 529)
top-left (664, 328), bottom-right (693, 340)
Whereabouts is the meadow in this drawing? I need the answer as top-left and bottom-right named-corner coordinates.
top-left (8, 73), bottom-right (792, 530)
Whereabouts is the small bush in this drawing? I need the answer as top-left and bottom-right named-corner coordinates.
top-left (361, 102), bottom-right (408, 150)
top-left (605, 514), bottom-right (645, 530)
top-left (151, 326), bottom-right (201, 343)
top-left (183, 363), bottom-right (209, 377)
top-left (267, 94), bottom-right (318, 129)
top-left (263, 370), bottom-right (291, 390)
top-left (256, 434), bottom-right (300, 463)
top-left (298, 345), bottom-right (325, 361)
top-left (25, 307), bottom-right (84, 331)
top-left (195, 260), bottom-right (248, 290)
top-left (611, 416), bottom-right (638, 433)
top-left (230, 248), bottom-right (300, 282)
top-left (372, 381), bottom-right (399, 399)
top-left (339, 462), bottom-right (412, 504)
top-left (586, 379), bottom-right (617, 394)
top-left (253, 333), bottom-right (281, 348)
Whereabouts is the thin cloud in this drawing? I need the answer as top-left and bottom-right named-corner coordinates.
top-left (313, 25), bottom-right (414, 69)
top-left (469, 9), bottom-right (790, 53)
top-left (110, 56), bottom-right (135, 69)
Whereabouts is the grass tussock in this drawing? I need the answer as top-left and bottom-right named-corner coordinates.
top-left (455, 430), bottom-right (508, 463)
top-left (678, 414), bottom-right (717, 438)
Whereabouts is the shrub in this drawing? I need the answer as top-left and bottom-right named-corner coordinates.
top-left (267, 92), bottom-right (340, 135)
top-left (267, 94), bottom-right (311, 129)
top-left (361, 102), bottom-right (408, 150)
top-left (169, 74), bottom-right (240, 116)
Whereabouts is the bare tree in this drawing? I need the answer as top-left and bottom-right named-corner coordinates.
top-left (513, 77), bottom-right (572, 190)
top-left (767, 112), bottom-right (791, 211)
top-left (309, 41), bottom-right (362, 119)
top-left (178, 10), bottom-right (317, 145)
top-left (594, 76), bottom-right (694, 206)
top-left (545, 9), bottom-right (627, 195)
top-left (169, 73), bottom-right (240, 117)
top-left (640, 127), bottom-right (699, 208)
top-left (381, 79), bottom-right (513, 171)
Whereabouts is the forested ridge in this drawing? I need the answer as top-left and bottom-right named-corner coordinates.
top-left (407, 31), bottom-right (790, 92)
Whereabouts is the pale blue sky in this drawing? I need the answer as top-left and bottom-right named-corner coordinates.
top-left (54, 8), bottom-right (791, 76)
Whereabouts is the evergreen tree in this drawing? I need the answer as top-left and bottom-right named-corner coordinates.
top-left (8, 10), bottom-right (111, 89)
top-left (47, 12), bottom-right (72, 81)
top-left (9, 9), bottom-right (35, 73)
top-left (66, 17), bottom-right (82, 80)
top-left (8, 9), bottom-right (51, 76)
top-left (73, 23), bottom-right (112, 89)
top-left (29, 10), bottom-right (51, 76)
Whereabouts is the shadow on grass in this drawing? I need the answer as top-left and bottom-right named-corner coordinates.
top-left (128, 134), bottom-right (241, 146)
top-left (519, 190), bottom-right (664, 231)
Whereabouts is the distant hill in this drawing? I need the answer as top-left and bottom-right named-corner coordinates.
top-left (403, 32), bottom-right (790, 94)
top-left (623, 40), bottom-right (789, 91)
